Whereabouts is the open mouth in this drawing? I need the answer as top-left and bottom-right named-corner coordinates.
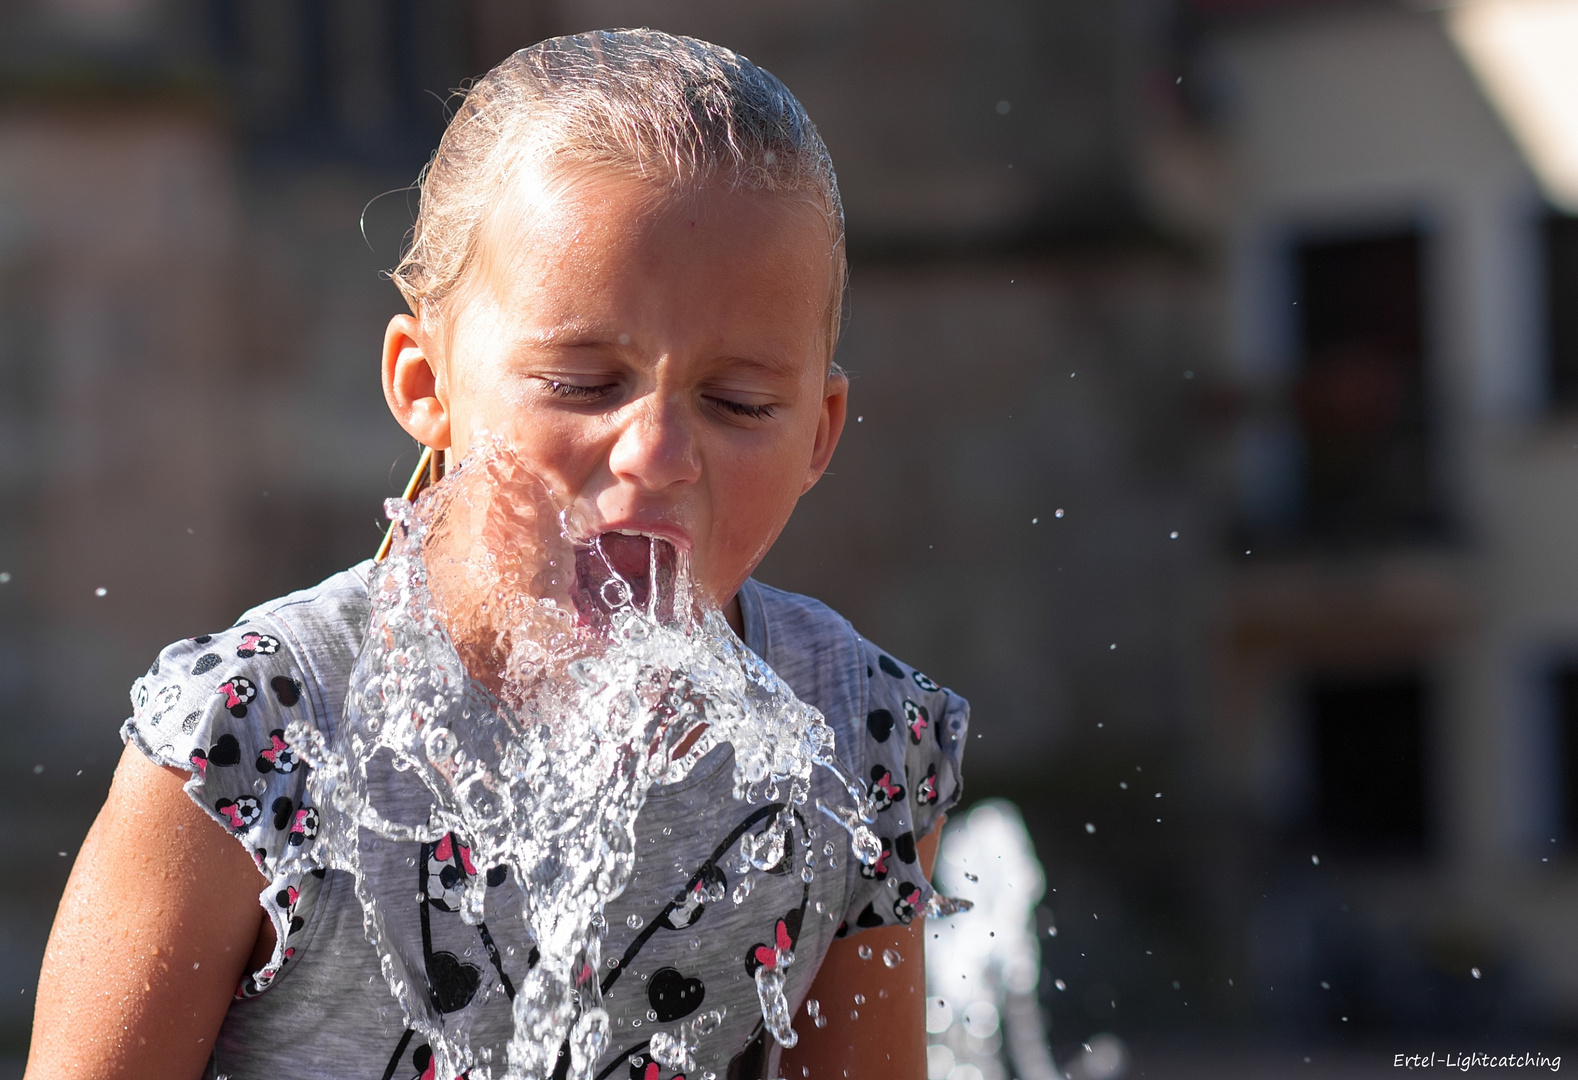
top-left (572, 532), bottom-right (683, 628)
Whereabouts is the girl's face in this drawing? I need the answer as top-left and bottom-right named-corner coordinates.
top-left (382, 172), bottom-right (847, 614)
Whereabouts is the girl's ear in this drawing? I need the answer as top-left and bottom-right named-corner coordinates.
top-left (802, 368), bottom-right (849, 494)
top-left (382, 314), bottom-right (451, 451)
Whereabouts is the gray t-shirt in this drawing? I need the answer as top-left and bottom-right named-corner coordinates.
top-left (123, 562), bottom-right (968, 1080)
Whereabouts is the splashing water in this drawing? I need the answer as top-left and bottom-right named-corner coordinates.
top-left (648, 1007), bottom-right (727, 1074)
top-left (286, 443), bottom-right (880, 1080)
top-left (924, 893), bottom-right (975, 918)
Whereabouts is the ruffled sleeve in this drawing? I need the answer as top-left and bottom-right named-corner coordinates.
top-left (121, 618), bottom-right (326, 997)
top-left (838, 639), bottom-right (968, 935)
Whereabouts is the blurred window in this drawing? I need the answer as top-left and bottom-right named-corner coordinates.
top-left (1293, 231), bottom-right (1440, 545)
top-left (1544, 212), bottom-right (1578, 409)
top-left (1554, 662), bottom-right (1578, 840)
top-left (0, 260), bottom-right (46, 430)
top-left (205, 0), bottom-right (461, 164)
top-left (1308, 671), bottom-right (1430, 854)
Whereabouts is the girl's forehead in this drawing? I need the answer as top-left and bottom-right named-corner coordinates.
top-left (488, 169), bottom-right (831, 259)
top-left (462, 170), bottom-right (839, 337)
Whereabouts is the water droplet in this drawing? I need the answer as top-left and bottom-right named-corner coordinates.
top-left (849, 1009), bottom-right (859, 1020)
top-left (1055, 508), bottom-right (1065, 518)
top-left (626, 914), bottom-right (644, 930)
top-left (1031, 517), bottom-right (1038, 524)
top-left (94, 587), bottom-right (106, 597)
top-left (882, 948), bottom-right (902, 968)
top-left (1056, 979), bottom-right (1067, 991)
top-left (1311, 854), bottom-right (1320, 865)
top-left (857, 944), bottom-right (873, 960)
top-left (1472, 967), bottom-right (1482, 979)
top-left (1085, 822), bottom-right (1096, 834)
top-left (996, 100), bottom-right (1011, 114)
top-left (31, 764), bottom-right (42, 775)
top-left (815, 1015), bottom-right (827, 1027)
top-left (1169, 530), bottom-right (1179, 539)
top-left (854, 993), bottom-right (866, 1005)
top-left (0, 572), bottom-right (10, 583)
top-left (423, 726), bottom-right (457, 762)
top-left (856, 415), bottom-right (863, 423)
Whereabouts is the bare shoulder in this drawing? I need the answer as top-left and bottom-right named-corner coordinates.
top-left (26, 744), bottom-right (268, 1080)
top-left (778, 824), bottom-right (942, 1078)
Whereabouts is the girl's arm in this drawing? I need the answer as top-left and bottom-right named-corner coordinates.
top-left (26, 744), bottom-right (270, 1080)
top-left (779, 826), bottom-right (941, 1078)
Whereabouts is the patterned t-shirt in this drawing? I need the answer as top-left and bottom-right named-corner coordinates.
top-left (122, 562), bottom-right (968, 1080)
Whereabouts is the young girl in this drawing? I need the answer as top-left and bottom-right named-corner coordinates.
top-left (27, 30), bottom-right (966, 1080)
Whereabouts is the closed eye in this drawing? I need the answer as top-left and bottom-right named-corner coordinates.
top-left (541, 378), bottom-right (616, 403)
top-left (706, 396), bottom-right (776, 420)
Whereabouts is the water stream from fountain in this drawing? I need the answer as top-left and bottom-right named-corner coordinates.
top-left (286, 442), bottom-right (883, 1080)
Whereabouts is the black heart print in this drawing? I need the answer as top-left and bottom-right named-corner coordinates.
top-left (271, 675), bottom-right (302, 707)
top-left (426, 950), bottom-right (481, 1014)
top-left (648, 966), bottom-right (705, 1022)
top-left (207, 733), bottom-right (241, 767)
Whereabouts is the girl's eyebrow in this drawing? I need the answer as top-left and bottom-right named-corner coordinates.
top-left (515, 320), bottom-right (614, 350)
top-left (518, 324), bottom-right (806, 380)
top-left (709, 354), bottom-right (803, 381)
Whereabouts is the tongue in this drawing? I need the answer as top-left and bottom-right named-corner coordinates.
top-left (599, 533), bottom-right (652, 581)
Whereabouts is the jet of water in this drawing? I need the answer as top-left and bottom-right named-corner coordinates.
top-left (287, 441), bottom-right (881, 1080)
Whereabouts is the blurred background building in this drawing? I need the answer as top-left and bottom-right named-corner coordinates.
top-left (5, 0), bottom-right (1578, 1075)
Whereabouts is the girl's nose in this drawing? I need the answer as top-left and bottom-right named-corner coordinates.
top-left (607, 396), bottom-right (702, 491)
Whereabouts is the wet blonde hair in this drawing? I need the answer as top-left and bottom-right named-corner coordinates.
top-left (392, 29), bottom-right (847, 362)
